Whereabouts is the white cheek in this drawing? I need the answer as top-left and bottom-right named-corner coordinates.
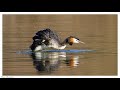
top-left (74, 39), bottom-right (79, 43)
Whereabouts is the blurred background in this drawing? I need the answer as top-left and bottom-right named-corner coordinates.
top-left (3, 15), bottom-right (117, 75)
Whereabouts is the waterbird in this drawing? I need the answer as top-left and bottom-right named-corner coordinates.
top-left (30, 28), bottom-right (85, 51)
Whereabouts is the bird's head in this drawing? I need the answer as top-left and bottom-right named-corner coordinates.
top-left (66, 36), bottom-right (85, 45)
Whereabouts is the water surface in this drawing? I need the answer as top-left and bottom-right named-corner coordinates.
top-left (3, 15), bottom-right (117, 76)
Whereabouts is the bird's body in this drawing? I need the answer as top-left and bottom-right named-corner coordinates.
top-left (30, 28), bottom-right (84, 51)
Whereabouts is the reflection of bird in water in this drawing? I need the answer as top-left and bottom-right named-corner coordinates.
top-left (33, 60), bottom-right (60, 72)
top-left (66, 56), bottom-right (79, 67)
top-left (31, 51), bottom-right (66, 72)
top-left (30, 28), bottom-right (85, 51)
top-left (31, 51), bottom-right (80, 72)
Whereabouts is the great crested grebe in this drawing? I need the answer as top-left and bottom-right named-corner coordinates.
top-left (30, 28), bottom-right (85, 51)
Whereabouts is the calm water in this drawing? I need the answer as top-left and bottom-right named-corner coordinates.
top-left (3, 15), bottom-right (117, 76)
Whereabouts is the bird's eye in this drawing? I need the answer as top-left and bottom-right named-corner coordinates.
top-left (76, 39), bottom-right (78, 41)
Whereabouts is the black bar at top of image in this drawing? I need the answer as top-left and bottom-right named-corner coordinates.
top-left (0, 0), bottom-right (119, 12)
top-left (0, 1), bottom-right (119, 12)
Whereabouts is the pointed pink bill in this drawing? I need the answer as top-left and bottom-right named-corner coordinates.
top-left (79, 41), bottom-right (85, 44)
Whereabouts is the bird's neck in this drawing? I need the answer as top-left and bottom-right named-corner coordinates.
top-left (57, 45), bottom-right (66, 49)
top-left (57, 38), bottom-right (68, 49)
top-left (61, 38), bottom-right (68, 45)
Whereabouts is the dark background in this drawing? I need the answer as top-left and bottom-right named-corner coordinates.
top-left (0, 0), bottom-right (119, 12)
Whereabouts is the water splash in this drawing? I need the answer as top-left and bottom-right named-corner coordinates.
top-left (42, 49), bottom-right (95, 53)
top-left (16, 49), bottom-right (32, 55)
top-left (16, 49), bottom-right (95, 55)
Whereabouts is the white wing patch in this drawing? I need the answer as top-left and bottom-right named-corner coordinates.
top-left (42, 40), bottom-right (45, 42)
